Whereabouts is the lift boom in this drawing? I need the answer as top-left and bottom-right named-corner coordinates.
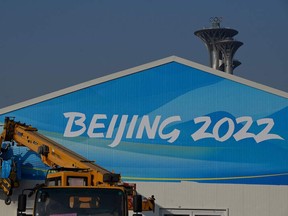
top-left (1, 117), bottom-right (114, 185)
top-left (0, 117), bottom-right (155, 215)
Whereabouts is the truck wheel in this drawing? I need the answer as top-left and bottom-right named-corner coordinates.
top-left (5, 197), bottom-right (12, 205)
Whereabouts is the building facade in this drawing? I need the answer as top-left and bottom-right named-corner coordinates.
top-left (1, 56), bottom-right (288, 215)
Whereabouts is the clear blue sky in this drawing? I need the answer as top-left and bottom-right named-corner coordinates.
top-left (0, 0), bottom-right (287, 108)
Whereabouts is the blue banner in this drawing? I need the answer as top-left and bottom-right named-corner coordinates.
top-left (1, 62), bottom-right (288, 185)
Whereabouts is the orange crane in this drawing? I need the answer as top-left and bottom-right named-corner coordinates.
top-left (0, 117), bottom-right (154, 216)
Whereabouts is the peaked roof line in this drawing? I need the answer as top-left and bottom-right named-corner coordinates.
top-left (1, 55), bottom-right (287, 114)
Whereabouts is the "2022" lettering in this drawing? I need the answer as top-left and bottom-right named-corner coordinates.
top-left (191, 116), bottom-right (284, 143)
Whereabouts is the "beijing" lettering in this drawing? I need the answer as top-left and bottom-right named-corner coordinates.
top-left (63, 112), bottom-right (181, 148)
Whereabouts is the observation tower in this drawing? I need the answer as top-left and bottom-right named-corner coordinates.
top-left (194, 17), bottom-right (243, 74)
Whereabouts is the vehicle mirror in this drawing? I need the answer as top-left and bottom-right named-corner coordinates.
top-left (133, 195), bottom-right (142, 213)
top-left (103, 173), bottom-right (120, 183)
top-left (17, 194), bottom-right (27, 212)
top-left (40, 192), bottom-right (49, 202)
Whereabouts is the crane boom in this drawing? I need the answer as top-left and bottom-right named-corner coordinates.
top-left (1, 117), bottom-right (116, 185)
top-left (0, 117), bottom-right (155, 214)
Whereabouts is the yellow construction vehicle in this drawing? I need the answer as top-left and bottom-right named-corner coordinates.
top-left (0, 117), bottom-right (155, 216)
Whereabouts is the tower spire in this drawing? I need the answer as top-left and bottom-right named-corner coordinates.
top-left (194, 17), bottom-right (243, 74)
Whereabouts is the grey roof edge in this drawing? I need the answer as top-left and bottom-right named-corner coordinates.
top-left (1, 55), bottom-right (287, 115)
top-left (0, 56), bottom-right (178, 114)
top-left (176, 56), bottom-right (288, 98)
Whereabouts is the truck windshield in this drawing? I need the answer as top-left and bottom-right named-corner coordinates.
top-left (34, 187), bottom-right (125, 216)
